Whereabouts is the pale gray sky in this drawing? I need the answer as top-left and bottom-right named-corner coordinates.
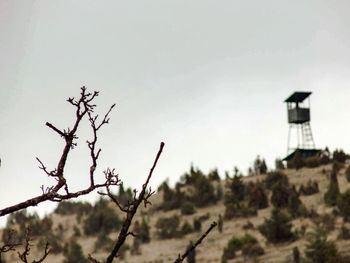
top-left (1, 0), bottom-right (350, 225)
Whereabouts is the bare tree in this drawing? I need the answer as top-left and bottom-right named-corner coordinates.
top-left (0, 87), bottom-right (216, 263)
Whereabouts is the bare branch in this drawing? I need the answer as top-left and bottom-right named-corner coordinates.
top-left (0, 229), bottom-right (21, 262)
top-left (0, 87), bottom-right (116, 217)
top-left (104, 142), bottom-right (165, 263)
top-left (174, 221), bottom-right (217, 263)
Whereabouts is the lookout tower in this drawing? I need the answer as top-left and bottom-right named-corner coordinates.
top-left (285, 91), bottom-right (316, 155)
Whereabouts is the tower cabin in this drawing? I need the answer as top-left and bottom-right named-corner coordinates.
top-left (283, 91), bottom-right (320, 162)
top-left (285, 91), bottom-right (311, 124)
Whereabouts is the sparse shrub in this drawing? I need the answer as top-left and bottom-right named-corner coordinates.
top-left (337, 190), bottom-right (350, 222)
top-left (275, 158), bottom-right (285, 170)
top-left (345, 166), bottom-right (350, 183)
top-left (193, 218), bottom-right (202, 232)
top-left (324, 164), bottom-right (340, 206)
top-left (305, 227), bottom-right (339, 263)
top-left (264, 171), bottom-right (289, 190)
top-left (292, 247), bottom-right (301, 263)
top-left (139, 217), bottom-right (151, 243)
top-left (73, 225), bottom-right (81, 237)
top-left (94, 232), bottom-right (114, 252)
top-left (216, 184), bottom-right (224, 201)
top-left (208, 168), bottom-right (220, 181)
top-left (181, 202), bottom-right (196, 215)
top-left (218, 214), bottom-right (223, 233)
top-left (158, 181), bottom-right (184, 211)
top-left (181, 220), bottom-right (194, 235)
top-left (332, 149), bottom-right (349, 163)
top-left (186, 241), bottom-right (196, 263)
top-left (198, 212), bottom-right (210, 222)
top-left (270, 180), bottom-right (290, 208)
top-left (225, 175), bottom-right (245, 208)
top-left (313, 214), bottom-right (336, 232)
top-left (63, 239), bottom-right (88, 263)
top-left (258, 208), bottom-right (295, 244)
top-left (253, 156), bottom-right (268, 175)
top-left (248, 183), bottom-right (269, 210)
top-left (130, 238), bottom-right (141, 255)
top-left (37, 232), bottom-right (63, 254)
top-left (242, 243), bottom-right (264, 257)
top-left (242, 220), bottom-right (254, 230)
top-left (222, 234), bottom-right (260, 261)
top-left (287, 186), bottom-right (303, 218)
top-left (338, 225), bottom-right (350, 240)
top-left (299, 180), bottom-right (319, 196)
top-left (156, 215), bottom-right (180, 239)
top-left (83, 198), bottom-right (121, 236)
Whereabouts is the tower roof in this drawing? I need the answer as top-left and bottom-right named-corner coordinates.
top-left (284, 92), bottom-right (312, 103)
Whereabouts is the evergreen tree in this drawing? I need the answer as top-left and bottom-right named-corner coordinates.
top-left (305, 228), bottom-right (339, 263)
top-left (63, 239), bottom-right (88, 263)
top-left (218, 214), bottom-right (223, 233)
top-left (139, 217), bottom-right (151, 243)
top-left (248, 183), bottom-right (269, 209)
top-left (270, 180), bottom-right (290, 208)
top-left (258, 208), bottom-right (294, 243)
top-left (324, 164), bottom-right (340, 206)
top-left (337, 189), bottom-right (350, 222)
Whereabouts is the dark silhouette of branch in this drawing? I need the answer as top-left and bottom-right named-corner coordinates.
top-left (0, 87), bottom-right (116, 217)
top-left (17, 229), bottom-right (50, 263)
top-left (104, 142), bottom-right (165, 263)
top-left (0, 229), bottom-right (21, 262)
top-left (174, 221), bottom-right (217, 263)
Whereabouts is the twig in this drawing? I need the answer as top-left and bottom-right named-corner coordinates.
top-left (104, 142), bottom-right (165, 263)
top-left (174, 221), bottom-right (217, 263)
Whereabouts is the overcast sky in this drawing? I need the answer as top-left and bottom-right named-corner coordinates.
top-left (1, 0), bottom-right (350, 225)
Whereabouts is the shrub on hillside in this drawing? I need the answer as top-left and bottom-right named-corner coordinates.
top-left (180, 220), bottom-right (194, 235)
top-left (270, 180), bottom-right (290, 208)
top-left (221, 234), bottom-right (261, 261)
top-left (264, 171), bottom-right (289, 190)
top-left (258, 208), bottom-right (295, 244)
top-left (305, 228), bottom-right (340, 263)
top-left (332, 149), bottom-right (349, 163)
top-left (299, 180), bottom-right (319, 196)
top-left (337, 190), bottom-right (350, 222)
top-left (155, 215), bottom-right (180, 239)
top-left (338, 224), bottom-right (350, 240)
top-left (208, 168), bottom-right (220, 181)
top-left (324, 164), bottom-right (340, 206)
top-left (63, 239), bottom-right (88, 263)
top-left (275, 158), bottom-right (285, 170)
top-left (345, 165), bottom-right (350, 183)
top-left (193, 218), bottom-right (202, 232)
top-left (181, 202), bottom-right (196, 215)
top-left (247, 183), bottom-right (269, 210)
top-left (287, 186), bottom-right (303, 218)
top-left (83, 198), bottom-right (121, 236)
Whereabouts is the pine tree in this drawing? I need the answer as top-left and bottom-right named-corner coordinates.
top-left (305, 227), bottom-right (339, 263)
top-left (258, 208), bottom-right (294, 243)
top-left (324, 164), bottom-right (340, 206)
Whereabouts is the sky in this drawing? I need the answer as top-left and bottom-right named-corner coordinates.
top-left (1, 0), bottom-right (350, 225)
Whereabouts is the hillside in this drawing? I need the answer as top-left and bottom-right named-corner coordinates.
top-left (2, 163), bottom-right (350, 263)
